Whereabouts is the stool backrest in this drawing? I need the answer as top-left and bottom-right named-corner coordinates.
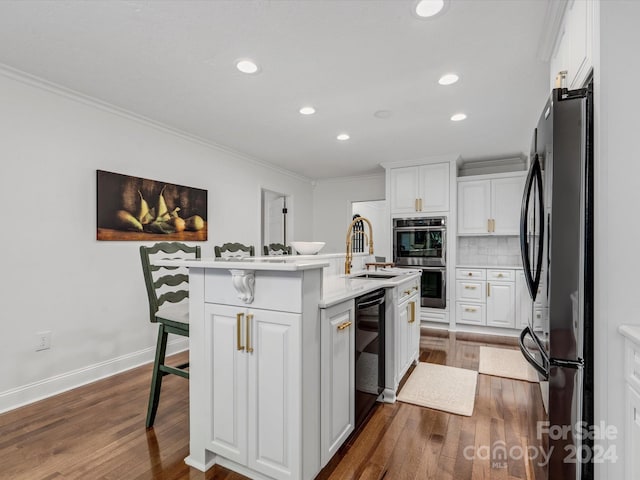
top-left (140, 242), bottom-right (201, 323)
top-left (214, 242), bottom-right (255, 259)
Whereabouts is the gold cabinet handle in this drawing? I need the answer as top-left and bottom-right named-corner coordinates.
top-left (246, 313), bottom-right (254, 353)
top-left (404, 290), bottom-right (412, 295)
top-left (415, 198), bottom-right (420, 212)
top-left (464, 285), bottom-right (477, 290)
top-left (409, 301), bottom-right (416, 323)
top-left (497, 273), bottom-right (504, 278)
top-left (487, 219), bottom-right (491, 233)
top-left (464, 307), bottom-right (477, 313)
top-left (419, 198), bottom-right (423, 211)
top-left (236, 313), bottom-right (245, 351)
top-left (492, 219), bottom-right (496, 232)
top-left (337, 321), bottom-right (352, 331)
top-left (468, 272), bottom-right (473, 277)
top-left (487, 282), bottom-right (491, 297)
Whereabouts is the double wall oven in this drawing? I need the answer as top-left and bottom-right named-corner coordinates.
top-left (393, 217), bottom-right (446, 308)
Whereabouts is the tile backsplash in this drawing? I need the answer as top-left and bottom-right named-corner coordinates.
top-left (457, 236), bottom-right (521, 266)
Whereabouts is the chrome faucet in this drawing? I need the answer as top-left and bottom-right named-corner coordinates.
top-left (345, 216), bottom-right (374, 275)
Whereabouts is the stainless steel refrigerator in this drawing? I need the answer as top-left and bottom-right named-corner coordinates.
top-left (519, 83), bottom-right (594, 480)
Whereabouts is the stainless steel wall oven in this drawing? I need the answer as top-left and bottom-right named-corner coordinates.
top-left (393, 217), bottom-right (447, 308)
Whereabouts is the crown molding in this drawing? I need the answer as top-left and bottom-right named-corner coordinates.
top-left (380, 153), bottom-right (460, 170)
top-left (313, 172), bottom-right (385, 185)
top-left (537, 0), bottom-right (569, 62)
top-left (0, 63), bottom-right (314, 184)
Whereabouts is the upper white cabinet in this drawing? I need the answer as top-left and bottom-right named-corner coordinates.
top-left (458, 173), bottom-right (525, 235)
top-left (389, 163), bottom-right (449, 215)
top-left (549, 0), bottom-right (594, 90)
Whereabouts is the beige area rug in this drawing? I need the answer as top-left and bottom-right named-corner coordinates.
top-left (397, 363), bottom-right (478, 416)
top-left (478, 346), bottom-right (540, 382)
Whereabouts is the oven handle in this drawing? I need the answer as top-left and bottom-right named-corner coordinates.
top-left (394, 226), bottom-right (446, 232)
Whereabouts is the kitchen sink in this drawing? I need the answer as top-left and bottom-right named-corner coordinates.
top-left (350, 272), bottom-right (401, 280)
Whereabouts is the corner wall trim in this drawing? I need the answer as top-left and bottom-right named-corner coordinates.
top-left (0, 338), bottom-right (188, 414)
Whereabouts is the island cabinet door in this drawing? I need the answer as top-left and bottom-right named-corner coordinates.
top-left (206, 304), bottom-right (248, 465)
top-left (395, 297), bottom-right (410, 384)
top-left (407, 293), bottom-right (420, 365)
top-left (320, 301), bottom-right (355, 466)
top-left (246, 308), bottom-right (302, 480)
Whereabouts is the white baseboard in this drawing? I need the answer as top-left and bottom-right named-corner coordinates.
top-left (0, 338), bottom-right (188, 414)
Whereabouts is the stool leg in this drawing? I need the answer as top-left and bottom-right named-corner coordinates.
top-left (146, 323), bottom-right (168, 428)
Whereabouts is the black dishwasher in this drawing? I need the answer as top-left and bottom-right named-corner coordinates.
top-left (354, 288), bottom-right (386, 430)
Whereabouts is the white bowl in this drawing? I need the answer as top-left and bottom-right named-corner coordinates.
top-left (290, 241), bottom-right (326, 255)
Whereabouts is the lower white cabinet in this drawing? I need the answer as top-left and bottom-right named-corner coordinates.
top-left (384, 277), bottom-right (421, 401)
top-left (320, 300), bottom-right (355, 466)
top-left (206, 303), bottom-right (301, 480)
top-left (516, 270), bottom-right (545, 332)
top-left (395, 280), bottom-right (421, 386)
top-left (456, 268), bottom-right (518, 329)
top-left (486, 281), bottom-right (515, 328)
top-left (621, 328), bottom-right (640, 480)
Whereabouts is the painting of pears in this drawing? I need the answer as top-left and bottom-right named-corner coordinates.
top-left (97, 170), bottom-right (207, 241)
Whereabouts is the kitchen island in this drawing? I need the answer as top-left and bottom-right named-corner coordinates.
top-left (156, 255), bottom-right (420, 480)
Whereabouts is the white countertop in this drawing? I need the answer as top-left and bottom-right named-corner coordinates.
top-left (456, 264), bottom-right (523, 270)
top-left (619, 325), bottom-right (640, 345)
top-left (320, 269), bottom-right (421, 308)
top-left (155, 257), bottom-right (329, 271)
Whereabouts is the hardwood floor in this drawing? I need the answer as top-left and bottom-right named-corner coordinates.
top-left (0, 328), bottom-right (546, 480)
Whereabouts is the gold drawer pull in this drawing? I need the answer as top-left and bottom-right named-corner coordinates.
top-left (487, 283), bottom-right (491, 297)
top-left (409, 301), bottom-right (416, 323)
top-left (497, 273), bottom-right (504, 278)
top-left (236, 313), bottom-right (245, 351)
top-left (337, 321), bottom-right (352, 331)
top-left (464, 285), bottom-right (477, 290)
top-left (467, 272), bottom-right (473, 276)
top-left (404, 290), bottom-right (412, 295)
top-left (465, 307), bottom-right (477, 313)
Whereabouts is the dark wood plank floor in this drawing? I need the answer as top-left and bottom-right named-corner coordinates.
top-left (0, 328), bottom-right (546, 480)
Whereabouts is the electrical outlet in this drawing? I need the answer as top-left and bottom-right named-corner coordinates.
top-left (35, 331), bottom-right (52, 351)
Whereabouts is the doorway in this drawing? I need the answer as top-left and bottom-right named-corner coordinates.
top-left (261, 189), bottom-right (291, 252)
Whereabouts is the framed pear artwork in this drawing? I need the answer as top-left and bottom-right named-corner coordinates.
top-left (96, 170), bottom-right (207, 241)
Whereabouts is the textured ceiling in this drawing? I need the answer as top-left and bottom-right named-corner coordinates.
top-left (0, 0), bottom-right (551, 179)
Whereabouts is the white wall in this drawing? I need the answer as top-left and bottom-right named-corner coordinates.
top-left (595, 2), bottom-right (640, 478)
top-left (0, 70), bottom-right (314, 412)
top-left (312, 174), bottom-right (385, 256)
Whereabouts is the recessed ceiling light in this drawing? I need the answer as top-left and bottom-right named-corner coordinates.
top-left (337, 133), bottom-right (350, 141)
top-left (415, 0), bottom-right (446, 18)
top-left (438, 73), bottom-right (459, 85)
top-left (299, 106), bottom-right (316, 115)
top-left (236, 59), bottom-right (259, 74)
top-left (374, 110), bottom-right (392, 119)
top-left (451, 113), bottom-right (467, 122)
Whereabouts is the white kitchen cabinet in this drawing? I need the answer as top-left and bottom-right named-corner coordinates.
top-left (457, 173), bottom-right (525, 235)
top-left (206, 303), bottom-right (301, 480)
top-left (516, 270), bottom-right (545, 332)
top-left (389, 163), bottom-right (449, 214)
top-left (384, 276), bottom-right (421, 402)
top-left (320, 300), bottom-right (355, 466)
top-left (620, 327), bottom-right (640, 480)
top-left (549, 0), bottom-right (594, 90)
top-left (486, 281), bottom-right (516, 328)
top-left (396, 286), bottom-right (420, 383)
top-left (455, 268), bottom-right (520, 330)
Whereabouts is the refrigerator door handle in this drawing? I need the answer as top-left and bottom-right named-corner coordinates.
top-left (519, 154), bottom-right (545, 301)
top-left (518, 326), bottom-right (549, 379)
